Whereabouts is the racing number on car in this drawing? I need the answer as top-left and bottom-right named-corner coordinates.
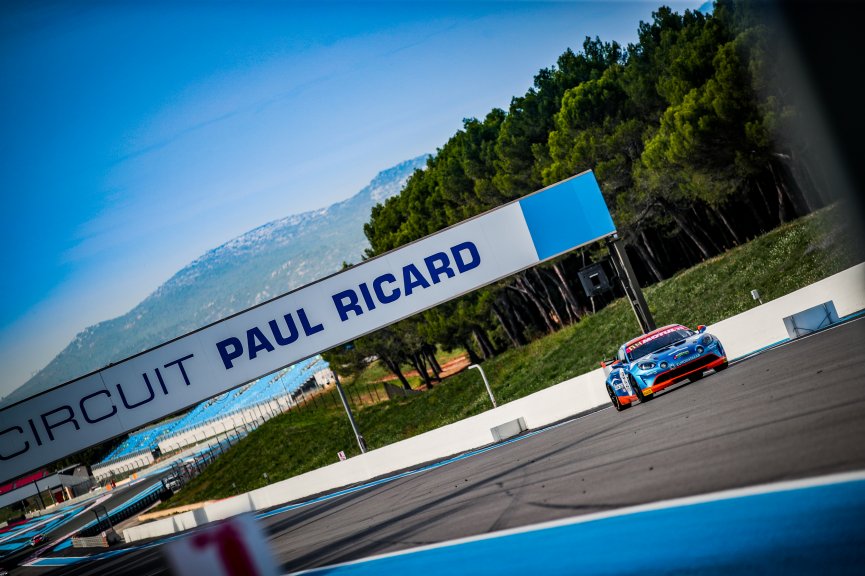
top-left (619, 370), bottom-right (634, 395)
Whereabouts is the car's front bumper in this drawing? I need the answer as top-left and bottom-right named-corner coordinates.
top-left (638, 353), bottom-right (727, 394)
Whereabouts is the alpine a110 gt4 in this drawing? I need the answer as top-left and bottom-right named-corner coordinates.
top-left (605, 324), bottom-right (727, 410)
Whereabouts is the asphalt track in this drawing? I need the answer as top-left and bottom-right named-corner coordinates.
top-left (0, 475), bottom-right (168, 571)
top-left (22, 317), bottom-right (865, 574)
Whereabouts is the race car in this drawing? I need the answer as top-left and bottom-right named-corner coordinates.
top-left (30, 533), bottom-right (47, 547)
top-left (604, 324), bottom-right (727, 411)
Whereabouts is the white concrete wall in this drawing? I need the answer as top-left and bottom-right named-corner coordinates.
top-left (174, 510), bottom-right (200, 532)
top-left (245, 367), bottom-right (610, 512)
top-left (124, 264), bottom-right (864, 542)
top-left (200, 494), bottom-right (255, 523)
top-left (708, 263), bottom-right (865, 359)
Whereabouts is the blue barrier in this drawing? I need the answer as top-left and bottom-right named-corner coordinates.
top-left (98, 357), bottom-right (327, 465)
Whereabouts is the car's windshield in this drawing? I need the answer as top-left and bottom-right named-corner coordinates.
top-left (626, 328), bottom-right (693, 361)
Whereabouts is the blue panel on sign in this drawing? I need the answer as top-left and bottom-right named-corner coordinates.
top-left (518, 171), bottom-right (615, 261)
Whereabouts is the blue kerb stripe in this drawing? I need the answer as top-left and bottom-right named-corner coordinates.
top-left (54, 539), bottom-right (73, 551)
top-left (297, 477), bottom-right (865, 576)
top-left (518, 171), bottom-right (615, 261)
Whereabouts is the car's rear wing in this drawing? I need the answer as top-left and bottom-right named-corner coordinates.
top-left (600, 359), bottom-right (618, 378)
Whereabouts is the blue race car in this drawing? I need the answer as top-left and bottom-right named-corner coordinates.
top-left (604, 324), bottom-right (728, 411)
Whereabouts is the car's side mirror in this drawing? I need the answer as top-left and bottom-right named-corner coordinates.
top-left (697, 325), bottom-right (707, 334)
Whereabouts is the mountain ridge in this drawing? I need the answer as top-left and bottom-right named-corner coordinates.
top-left (4, 155), bottom-right (428, 405)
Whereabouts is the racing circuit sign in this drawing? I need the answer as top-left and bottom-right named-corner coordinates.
top-left (0, 170), bottom-right (615, 482)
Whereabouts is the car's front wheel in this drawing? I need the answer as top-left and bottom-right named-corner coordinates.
top-left (608, 386), bottom-right (627, 411)
top-left (634, 386), bottom-right (652, 403)
top-left (715, 360), bottom-right (729, 372)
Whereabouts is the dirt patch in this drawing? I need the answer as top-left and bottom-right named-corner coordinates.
top-left (372, 354), bottom-right (471, 383)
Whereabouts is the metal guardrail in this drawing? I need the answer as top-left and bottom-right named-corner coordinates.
top-left (71, 533), bottom-right (109, 548)
top-left (78, 483), bottom-right (170, 538)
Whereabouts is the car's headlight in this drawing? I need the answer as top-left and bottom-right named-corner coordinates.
top-left (638, 362), bottom-right (656, 370)
top-left (700, 335), bottom-right (711, 345)
top-left (696, 346), bottom-right (704, 354)
top-left (660, 361), bottom-right (668, 369)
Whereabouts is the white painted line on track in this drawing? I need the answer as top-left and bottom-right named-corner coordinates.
top-left (290, 468), bottom-right (865, 575)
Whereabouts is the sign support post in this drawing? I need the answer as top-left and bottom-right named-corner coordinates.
top-left (332, 373), bottom-right (367, 454)
top-left (608, 236), bottom-right (656, 334)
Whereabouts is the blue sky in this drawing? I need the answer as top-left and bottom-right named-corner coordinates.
top-left (0, 1), bottom-right (703, 398)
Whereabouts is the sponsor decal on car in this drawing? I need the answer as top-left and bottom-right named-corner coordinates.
top-left (625, 326), bottom-right (685, 353)
top-left (613, 370), bottom-right (634, 395)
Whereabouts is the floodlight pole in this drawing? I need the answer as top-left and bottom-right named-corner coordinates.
top-left (333, 372), bottom-right (367, 454)
top-left (607, 235), bottom-right (656, 334)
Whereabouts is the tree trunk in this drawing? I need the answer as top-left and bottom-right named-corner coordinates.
top-left (753, 177), bottom-right (776, 227)
top-left (412, 352), bottom-right (433, 388)
top-left (640, 229), bottom-right (658, 261)
top-left (492, 301), bottom-right (524, 348)
top-left (640, 230), bottom-right (665, 280)
top-left (423, 344), bottom-right (443, 376)
top-left (742, 185), bottom-right (767, 235)
top-left (657, 233), bottom-right (674, 271)
top-left (472, 326), bottom-right (495, 360)
top-left (500, 296), bottom-right (528, 344)
top-left (381, 355), bottom-right (412, 390)
top-left (667, 207), bottom-right (711, 259)
top-left (774, 153), bottom-right (814, 215)
top-left (801, 151), bottom-right (834, 206)
top-left (552, 262), bottom-right (582, 322)
top-left (508, 275), bottom-right (555, 333)
top-left (553, 279), bottom-right (579, 323)
top-left (701, 205), bottom-right (732, 249)
top-left (633, 240), bottom-right (663, 283)
top-left (692, 206), bottom-right (723, 253)
top-left (767, 159), bottom-right (795, 222)
top-left (530, 268), bottom-right (565, 326)
top-left (509, 295), bottom-right (534, 334)
top-left (712, 205), bottom-right (741, 246)
top-left (674, 230), bottom-right (700, 269)
top-left (462, 338), bottom-right (483, 365)
top-left (787, 151), bottom-right (823, 209)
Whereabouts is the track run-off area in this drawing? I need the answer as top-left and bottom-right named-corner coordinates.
top-left (19, 317), bottom-right (865, 575)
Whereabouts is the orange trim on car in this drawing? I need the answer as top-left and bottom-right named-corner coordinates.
top-left (652, 356), bottom-right (727, 391)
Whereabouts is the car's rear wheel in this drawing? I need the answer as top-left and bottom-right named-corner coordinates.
top-left (689, 371), bottom-right (704, 383)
